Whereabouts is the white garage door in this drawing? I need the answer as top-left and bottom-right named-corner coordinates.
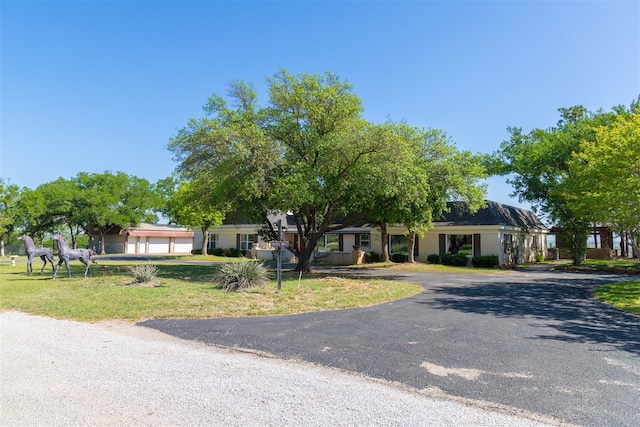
top-left (148, 237), bottom-right (170, 254)
top-left (127, 238), bottom-right (137, 254)
top-left (174, 237), bottom-right (193, 254)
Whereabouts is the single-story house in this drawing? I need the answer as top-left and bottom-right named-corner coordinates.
top-left (193, 201), bottom-right (549, 265)
top-left (89, 223), bottom-right (194, 255)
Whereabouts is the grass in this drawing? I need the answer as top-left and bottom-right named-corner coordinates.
top-left (354, 261), bottom-right (505, 274)
top-left (594, 280), bottom-right (640, 315)
top-left (0, 261), bottom-right (422, 322)
top-left (555, 259), bottom-right (640, 272)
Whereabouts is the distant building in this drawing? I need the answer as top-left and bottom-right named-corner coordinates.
top-left (89, 223), bottom-right (194, 255)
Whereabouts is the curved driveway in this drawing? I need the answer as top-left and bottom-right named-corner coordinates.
top-left (141, 268), bottom-right (640, 426)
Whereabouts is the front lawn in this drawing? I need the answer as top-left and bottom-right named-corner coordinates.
top-left (0, 261), bottom-right (422, 322)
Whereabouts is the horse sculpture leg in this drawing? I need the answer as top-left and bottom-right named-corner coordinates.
top-left (47, 253), bottom-right (56, 272)
top-left (81, 258), bottom-right (90, 278)
top-left (39, 255), bottom-right (48, 273)
top-left (26, 254), bottom-right (34, 275)
top-left (53, 258), bottom-right (69, 280)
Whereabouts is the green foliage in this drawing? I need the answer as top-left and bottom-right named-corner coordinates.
top-left (565, 107), bottom-right (640, 260)
top-left (0, 179), bottom-right (20, 241)
top-left (214, 260), bottom-right (269, 292)
top-left (427, 253), bottom-right (441, 264)
top-left (223, 247), bottom-right (241, 257)
top-left (441, 253), bottom-right (469, 266)
top-left (168, 70), bottom-right (487, 271)
top-left (364, 251), bottom-right (381, 263)
top-left (209, 247), bottom-right (225, 256)
top-left (489, 103), bottom-right (633, 265)
top-left (127, 264), bottom-right (159, 284)
top-left (390, 253), bottom-right (409, 263)
top-left (471, 255), bottom-right (500, 268)
top-left (535, 249), bottom-right (546, 263)
top-left (157, 176), bottom-right (225, 254)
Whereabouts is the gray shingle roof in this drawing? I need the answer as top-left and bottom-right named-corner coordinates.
top-left (435, 201), bottom-right (547, 229)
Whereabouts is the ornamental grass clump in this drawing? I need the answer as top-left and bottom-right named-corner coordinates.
top-left (128, 264), bottom-right (159, 285)
top-left (214, 260), bottom-right (269, 292)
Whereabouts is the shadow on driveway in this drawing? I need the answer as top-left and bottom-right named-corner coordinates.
top-left (422, 274), bottom-right (640, 355)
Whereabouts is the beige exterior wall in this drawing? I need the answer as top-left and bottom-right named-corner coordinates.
top-left (195, 222), bottom-right (547, 265)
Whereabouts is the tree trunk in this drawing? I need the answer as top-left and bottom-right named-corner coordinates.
top-left (0, 236), bottom-right (5, 257)
top-left (69, 225), bottom-right (78, 249)
top-left (294, 234), bottom-right (322, 272)
top-left (100, 231), bottom-right (106, 255)
top-left (379, 220), bottom-right (390, 262)
top-left (407, 230), bottom-right (416, 263)
top-left (201, 227), bottom-right (209, 255)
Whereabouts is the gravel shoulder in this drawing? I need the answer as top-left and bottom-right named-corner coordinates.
top-left (0, 311), bottom-right (562, 426)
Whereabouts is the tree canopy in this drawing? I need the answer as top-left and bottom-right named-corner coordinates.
top-left (566, 107), bottom-right (640, 259)
top-left (169, 70), bottom-right (487, 270)
top-left (489, 100), bottom-right (638, 263)
top-left (13, 172), bottom-right (159, 253)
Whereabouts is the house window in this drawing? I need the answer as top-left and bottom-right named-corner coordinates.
top-left (390, 235), bottom-right (410, 254)
top-left (239, 234), bottom-right (255, 251)
top-left (448, 234), bottom-right (473, 255)
top-left (503, 234), bottom-right (513, 253)
top-left (320, 234), bottom-right (340, 252)
top-left (207, 233), bottom-right (218, 249)
top-left (359, 233), bottom-right (370, 249)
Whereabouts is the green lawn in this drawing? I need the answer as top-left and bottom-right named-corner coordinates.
top-left (594, 280), bottom-right (640, 315)
top-left (0, 260), bottom-right (422, 322)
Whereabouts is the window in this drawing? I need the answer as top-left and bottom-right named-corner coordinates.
top-left (359, 233), bottom-right (370, 249)
top-left (207, 233), bottom-right (218, 250)
top-left (448, 234), bottom-right (472, 255)
top-left (390, 235), bottom-right (410, 254)
top-left (239, 234), bottom-right (255, 251)
top-left (503, 234), bottom-right (513, 253)
top-left (320, 234), bottom-right (340, 252)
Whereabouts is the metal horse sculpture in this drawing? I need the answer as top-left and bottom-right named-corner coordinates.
top-left (17, 235), bottom-right (56, 274)
top-left (52, 234), bottom-right (97, 279)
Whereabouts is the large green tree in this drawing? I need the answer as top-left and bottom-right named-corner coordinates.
top-left (157, 176), bottom-right (226, 254)
top-left (566, 108), bottom-right (640, 260)
top-left (490, 105), bottom-right (619, 264)
top-left (0, 178), bottom-right (20, 256)
top-left (367, 124), bottom-right (486, 262)
top-left (170, 71), bottom-right (392, 271)
top-left (170, 70), bottom-right (486, 271)
top-left (74, 171), bottom-right (160, 253)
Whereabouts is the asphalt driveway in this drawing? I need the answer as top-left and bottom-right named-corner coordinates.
top-left (140, 268), bottom-right (640, 426)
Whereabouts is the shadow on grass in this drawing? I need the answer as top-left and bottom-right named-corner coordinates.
top-left (421, 275), bottom-right (640, 355)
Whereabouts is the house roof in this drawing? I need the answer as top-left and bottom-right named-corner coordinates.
top-left (125, 223), bottom-right (193, 238)
top-left (435, 201), bottom-right (547, 229)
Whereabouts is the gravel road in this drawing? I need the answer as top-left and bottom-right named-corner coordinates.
top-left (0, 311), bottom-right (563, 426)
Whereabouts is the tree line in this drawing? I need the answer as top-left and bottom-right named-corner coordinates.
top-left (1, 70), bottom-right (638, 269)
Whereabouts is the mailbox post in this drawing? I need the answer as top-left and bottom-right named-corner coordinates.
top-left (270, 220), bottom-right (289, 293)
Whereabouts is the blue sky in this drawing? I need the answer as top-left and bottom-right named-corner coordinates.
top-left (2, 0), bottom-right (638, 214)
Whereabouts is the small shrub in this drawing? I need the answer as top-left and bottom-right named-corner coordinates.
top-left (223, 247), bottom-right (241, 258)
top-left (440, 253), bottom-right (454, 265)
top-left (208, 248), bottom-right (224, 256)
top-left (128, 264), bottom-right (159, 284)
top-left (364, 251), bottom-right (381, 263)
top-left (191, 249), bottom-right (202, 255)
top-left (452, 253), bottom-right (469, 266)
top-left (471, 255), bottom-right (500, 268)
top-left (535, 249), bottom-right (545, 263)
top-left (214, 260), bottom-right (269, 292)
top-left (427, 253), bottom-right (441, 264)
top-left (391, 253), bottom-right (408, 263)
